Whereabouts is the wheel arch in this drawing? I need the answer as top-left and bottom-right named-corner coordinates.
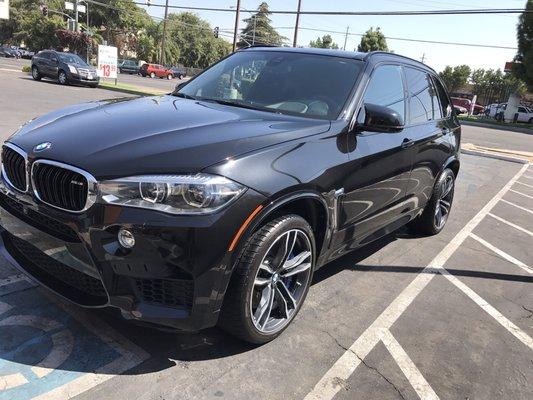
top-left (443, 156), bottom-right (460, 178)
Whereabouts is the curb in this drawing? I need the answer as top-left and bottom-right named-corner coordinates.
top-left (97, 84), bottom-right (166, 97)
top-left (459, 120), bottom-right (533, 135)
top-left (460, 149), bottom-right (529, 165)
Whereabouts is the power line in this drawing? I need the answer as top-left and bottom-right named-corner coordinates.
top-left (131, 2), bottom-right (531, 16)
top-left (278, 26), bottom-right (518, 50)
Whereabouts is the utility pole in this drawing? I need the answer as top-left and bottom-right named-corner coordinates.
top-left (74, 0), bottom-right (79, 32)
top-left (343, 26), bottom-right (349, 51)
top-left (421, 53), bottom-right (426, 63)
top-left (232, 0), bottom-right (241, 52)
top-left (252, 15), bottom-right (256, 45)
top-left (160, 0), bottom-right (169, 65)
top-left (293, 0), bottom-right (302, 47)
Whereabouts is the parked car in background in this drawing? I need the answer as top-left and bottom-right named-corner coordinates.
top-left (451, 97), bottom-right (484, 115)
top-left (453, 105), bottom-right (468, 115)
top-left (484, 103), bottom-right (499, 117)
top-left (0, 46), bottom-right (16, 58)
top-left (10, 46), bottom-right (33, 59)
top-left (168, 65), bottom-right (187, 79)
top-left (515, 106), bottom-right (533, 124)
top-left (118, 59), bottom-right (140, 75)
top-left (140, 63), bottom-right (174, 79)
top-left (31, 50), bottom-right (99, 87)
top-left (0, 48), bottom-right (460, 344)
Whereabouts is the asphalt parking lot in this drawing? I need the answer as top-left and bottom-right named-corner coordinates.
top-left (0, 66), bottom-right (532, 400)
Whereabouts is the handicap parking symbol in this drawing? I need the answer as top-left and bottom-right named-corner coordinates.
top-left (0, 278), bottom-right (148, 400)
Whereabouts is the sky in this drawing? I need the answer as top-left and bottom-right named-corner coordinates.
top-left (140, 0), bottom-right (525, 72)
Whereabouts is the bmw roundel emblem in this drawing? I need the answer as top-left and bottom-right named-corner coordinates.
top-left (34, 142), bottom-right (52, 152)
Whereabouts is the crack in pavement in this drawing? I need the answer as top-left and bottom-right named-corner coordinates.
top-left (321, 329), bottom-right (407, 400)
top-left (501, 295), bottom-right (533, 319)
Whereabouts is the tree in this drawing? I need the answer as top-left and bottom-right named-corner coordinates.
top-left (357, 27), bottom-right (388, 52)
top-left (237, 2), bottom-right (286, 48)
top-left (438, 65), bottom-right (471, 92)
top-left (470, 68), bottom-right (525, 104)
top-left (309, 34), bottom-right (339, 49)
top-left (164, 12), bottom-right (231, 68)
top-left (513, 0), bottom-right (533, 90)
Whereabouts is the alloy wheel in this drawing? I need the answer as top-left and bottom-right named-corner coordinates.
top-left (250, 229), bottom-right (313, 334)
top-left (435, 174), bottom-right (454, 229)
top-left (58, 71), bottom-right (67, 84)
top-left (32, 67), bottom-right (38, 79)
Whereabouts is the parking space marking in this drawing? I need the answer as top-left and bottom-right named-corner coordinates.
top-left (304, 163), bottom-right (530, 400)
top-left (380, 329), bottom-right (439, 400)
top-left (510, 189), bottom-right (533, 200)
top-left (31, 330), bottom-right (74, 378)
top-left (515, 181), bottom-right (533, 189)
top-left (521, 175), bottom-right (533, 180)
top-left (500, 199), bottom-right (533, 215)
top-left (488, 213), bottom-right (533, 237)
top-left (29, 294), bottom-right (150, 400)
top-left (439, 269), bottom-right (533, 350)
top-left (469, 233), bottom-right (532, 274)
top-left (0, 373), bottom-right (28, 391)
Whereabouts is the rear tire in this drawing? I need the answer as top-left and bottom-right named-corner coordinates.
top-left (409, 169), bottom-right (455, 235)
top-left (529, 118), bottom-right (533, 124)
top-left (31, 66), bottom-right (41, 81)
top-left (219, 215), bottom-right (315, 344)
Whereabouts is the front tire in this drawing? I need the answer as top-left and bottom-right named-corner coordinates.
top-left (58, 70), bottom-right (68, 85)
top-left (219, 215), bottom-right (315, 344)
top-left (31, 66), bottom-right (41, 81)
top-left (410, 168), bottom-right (455, 235)
top-left (150, 72), bottom-right (156, 79)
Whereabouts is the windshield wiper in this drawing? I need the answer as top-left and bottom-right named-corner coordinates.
top-left (173, 92), bottom-right (197, 100)
top-left (201, 98), bottom-right (274, 113)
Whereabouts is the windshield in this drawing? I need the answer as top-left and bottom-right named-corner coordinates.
top-left (177, 50), bottom-right (363, 120)
top-left (59, 53), bottom-right (88, 66)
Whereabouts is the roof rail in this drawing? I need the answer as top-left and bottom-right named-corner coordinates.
top-left (364, 51), bottom-right (437, 73)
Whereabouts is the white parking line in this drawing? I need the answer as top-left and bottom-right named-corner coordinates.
top-left (522, 174), bottom-right (533, 180)
top-left (380, 329), bottom-right (440, 400)
top-left (304, 163), bottom-right (530, 400)
top-left (500, 199), bottom-right (533, 215)
top-left (515, 181), bottom-right (533, 189)
top-left (510, 189), bottom-right (533, 200)
top-left (469, 233), bottom-right (532, 274)
top-left (488, 213), bottom-right (533, 237)
top-left (439, 269), bottom-right (533, 350)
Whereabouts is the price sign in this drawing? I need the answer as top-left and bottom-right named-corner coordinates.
top-left (97, 44), bottom-right (118, 79)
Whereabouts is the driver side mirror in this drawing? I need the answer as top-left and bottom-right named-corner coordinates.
top-left (357, 103), bottom-right (404, 133)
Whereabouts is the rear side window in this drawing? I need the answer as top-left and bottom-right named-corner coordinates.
top-left (432, 77), bottom-right (452, 118)
top-left (363, 65), bottom-right (405, 122)
top-left (38, 51), bottom-right (50, 60)
top-left (405, 68), bottom-right (441, 124)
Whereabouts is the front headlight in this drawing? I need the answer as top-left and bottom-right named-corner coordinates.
top-left (68, 64), bottom-right (77, 74)
top-left (98, 174), bottom-right (246, 215)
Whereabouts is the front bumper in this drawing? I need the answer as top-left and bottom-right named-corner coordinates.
top-left (68, 71), bottom-right (100, 85)
top-left (0, 179), bottom-right (265, 331)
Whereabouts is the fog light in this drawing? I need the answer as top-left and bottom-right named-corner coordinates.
top-left (118, 228), bottom-right (135, 248)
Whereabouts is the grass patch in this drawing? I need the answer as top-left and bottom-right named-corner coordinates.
top-left (458, 115), bottom-right (533, 130)
top-left (98, 80), bottom-right (166, 96)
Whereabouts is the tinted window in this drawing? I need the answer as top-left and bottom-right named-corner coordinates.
top-left (179, 51), bottom-right (364, 120)
top-left (518, 106), bottom-right (527, 113)
top-left (38, 51), bottom-right (51, 60)
top-left (405, 68), bottom-right (440, 124)
top-left (432, 77), bottom-right (452, 118)
top-left (362, 65), bottom-right (405, 122)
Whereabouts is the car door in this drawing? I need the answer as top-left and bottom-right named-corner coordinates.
top-left (402, 68), bottom-right (454, 213)
top-left (336, 64), bottom-right (413, 248)
top-left (48, 52), bottom-right (60, 78)
top-left (35, 51), bottom-right (51, 76)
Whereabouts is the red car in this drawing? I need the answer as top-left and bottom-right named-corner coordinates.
top-left (451, 97), bottom-right (484, 115)
top-left (140, 63), bottom-right (174, 79)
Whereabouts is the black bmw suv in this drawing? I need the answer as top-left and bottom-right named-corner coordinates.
top-left (0, 48), bottom-right (460, 343)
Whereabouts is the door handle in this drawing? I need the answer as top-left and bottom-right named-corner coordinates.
top-left (401, 138), bottom-right (415, 149)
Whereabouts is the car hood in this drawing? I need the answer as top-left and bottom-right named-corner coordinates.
top-left (8, 95), bottom-right (331, 179)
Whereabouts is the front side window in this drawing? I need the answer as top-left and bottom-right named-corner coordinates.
top-left (178, 51), bottom-right (364, 120)
top-left (405, 68), bottom-right (441, 124)
top-left (361, 65), bottom-right (405, 122)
